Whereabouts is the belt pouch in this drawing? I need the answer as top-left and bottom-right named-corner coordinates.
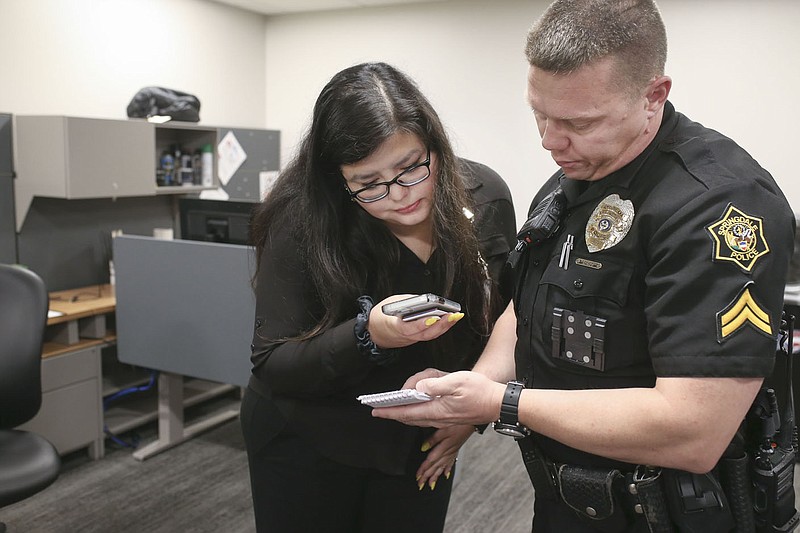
top-left (632, 466), bottom-right (675, 533)
top-left (663, 469), bottom-right (736, 533)
top-left (517, 437), bottom-right (558, 500)
top-left (557, 464), bottom-right (621, 521)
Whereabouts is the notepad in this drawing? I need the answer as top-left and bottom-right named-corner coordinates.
top-left (356, 389), bottom-right (432, 408)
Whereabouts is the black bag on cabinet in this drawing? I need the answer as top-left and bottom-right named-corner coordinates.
top-left (126, 87), bottom-right (201, 122)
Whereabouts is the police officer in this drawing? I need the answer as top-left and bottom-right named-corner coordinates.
top-left (374, 0), bottom-right (796, 530)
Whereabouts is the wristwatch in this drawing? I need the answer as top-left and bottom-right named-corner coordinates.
top-left (493, 381), bottom-right (530, 439)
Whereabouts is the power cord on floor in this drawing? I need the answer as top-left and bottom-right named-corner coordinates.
top-left (102, 370), bottom-right (158, 448)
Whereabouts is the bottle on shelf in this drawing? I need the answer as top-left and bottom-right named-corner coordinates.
top-left (180, 152), bottom-right (193, 185)
top-left (201, 144), bottom-right (214, 187)
top-left (159, 151), bottom-right (175, 186)
top-left (192, 149), bottom-right (202, 185)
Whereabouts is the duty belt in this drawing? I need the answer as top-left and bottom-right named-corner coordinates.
top-left (517, 436), bottom-right (674, 532)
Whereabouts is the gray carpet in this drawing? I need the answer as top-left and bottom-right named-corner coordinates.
top-left (0, 400), bottom-right (533, 533)
top-left (6, 397), bottom-right (800, 533)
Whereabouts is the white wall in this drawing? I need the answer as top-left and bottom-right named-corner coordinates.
top-left (0, 0), bottom-right (267, 128)
top-left (0, 0), bottom-right (796, 225)
top-left (264, 0), bottom-right (800, 225)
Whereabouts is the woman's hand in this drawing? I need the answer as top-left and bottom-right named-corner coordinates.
top-left (415, 424), bottom-right (474, 491)
top-left (367, 294), bottom-right (464, 349)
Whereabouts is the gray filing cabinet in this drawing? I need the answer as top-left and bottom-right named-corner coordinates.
top-left (17, 346), bottom-right (104, 458)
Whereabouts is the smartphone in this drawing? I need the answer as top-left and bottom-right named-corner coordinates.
top-left (381, 293), bottom-right (462, 322)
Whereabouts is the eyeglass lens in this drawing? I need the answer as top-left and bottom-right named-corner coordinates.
top-left (355, 157), bottom-right (431, 202)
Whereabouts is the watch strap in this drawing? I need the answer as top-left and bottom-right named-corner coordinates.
top-left (498, 381), bottom-right (525, 425)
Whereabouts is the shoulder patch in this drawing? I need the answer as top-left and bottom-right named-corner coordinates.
top-left (716, 282), bottom-right (773, 343)
top-left (706, 204), bottom-right (769, 272)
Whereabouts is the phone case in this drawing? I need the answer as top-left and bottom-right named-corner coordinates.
top-left (401, 308), bottom-right (451, 322)
top-left (381, 293), bottom-right (461, 318)
top-left (356, 389), bottom-right (432, 408)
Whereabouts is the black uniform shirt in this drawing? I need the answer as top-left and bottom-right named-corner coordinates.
top-left (513, 101), bottom-right (795, 467)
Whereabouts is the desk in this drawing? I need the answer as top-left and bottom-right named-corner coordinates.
top-left (20, 281), bottom-right (238, 460)
top-left (45, 284), bottom-right (116, 356)
top-left (17, 284), bottom-right (115, 459)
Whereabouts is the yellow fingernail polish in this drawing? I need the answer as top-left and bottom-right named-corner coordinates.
top-left (420, 442), bottom-right (431, 452)
top-left (418, 482), bottom-right (424, 491)
top-left (445, 471), bottom-right (451, 480)
top-left (447, 312), bottom-right (464, 323)
top-left (430, 481), bottom-right (437, 491)
top-left (424, 317), bottom-right (441, 326)
top-left (416, 475), bottom-right (421, 481)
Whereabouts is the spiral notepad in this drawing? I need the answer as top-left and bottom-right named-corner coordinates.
top-left (357, 389), bottom-right (432, 408)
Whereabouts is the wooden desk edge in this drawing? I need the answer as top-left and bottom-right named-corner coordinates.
top-left (47, 284), bottom-right (116, 326)
top-left (42, 336), bottom-right (116, 359)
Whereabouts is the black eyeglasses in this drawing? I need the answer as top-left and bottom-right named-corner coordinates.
top-left (345, 148), bottom-right (431, 203)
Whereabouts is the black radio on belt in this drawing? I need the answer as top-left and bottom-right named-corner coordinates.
top-left (507, 187), bottom-right (567, 269)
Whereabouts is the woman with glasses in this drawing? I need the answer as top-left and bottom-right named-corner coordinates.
top-left (241, 62), bottom-right (515, 533)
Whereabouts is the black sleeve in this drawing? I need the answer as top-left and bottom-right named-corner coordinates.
top-left (461, 158), bottom-right (518, 293)
top-left (249, 226), bottom-right (372, 397)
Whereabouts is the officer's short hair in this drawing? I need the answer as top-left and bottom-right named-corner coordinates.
top-left (524, 0), bottom-right (667, 97)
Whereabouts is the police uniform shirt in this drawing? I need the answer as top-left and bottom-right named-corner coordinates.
top-left (513, 101), bottom-right (796, 467)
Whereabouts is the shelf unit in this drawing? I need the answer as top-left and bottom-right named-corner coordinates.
top-left (13, 116), bottom-right (220, 230)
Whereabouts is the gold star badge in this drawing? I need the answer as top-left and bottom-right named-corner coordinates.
top-left (717, 282), bottom-right (773, 342)
top-left (707, 204), bottom-right (769, 272)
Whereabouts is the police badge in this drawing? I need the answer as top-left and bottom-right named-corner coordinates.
top-left (706, 204), bottom-right (770, 272)
top-left (585, 194), bottom-right (635, 253)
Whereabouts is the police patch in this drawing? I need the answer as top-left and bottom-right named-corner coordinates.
top-left (716, 282), bottom-right (773, 342)
top-left (707, 204), bottom-right (769, 272)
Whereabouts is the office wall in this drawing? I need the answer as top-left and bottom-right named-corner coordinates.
top-left (18, 197), bottom-right (175, 291)
top-left (0, 0), bottom-right (267, 288)
top-left (0, 0), bottom-right (266, 128)
top-left (0, 0), bottom-right (796, 228)
top-left (263, 0), bottom-right (800, 225)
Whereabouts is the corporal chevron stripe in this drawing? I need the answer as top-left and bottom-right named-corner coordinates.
top-left (719, 284), bottom-right (773, 339)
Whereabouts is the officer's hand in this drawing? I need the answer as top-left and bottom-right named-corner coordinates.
top-left (372, 370), bottom-right (505, 428)
top-left (401, 368), bottom-right (449, 389)
top-left (367, 295), bottom-right (465, 349)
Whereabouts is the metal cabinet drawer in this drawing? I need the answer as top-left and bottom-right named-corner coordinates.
top-left (41, 346), bottom-right (101, 392)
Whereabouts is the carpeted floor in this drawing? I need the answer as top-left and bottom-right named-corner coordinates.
top-left (10, 396), bottom-right (799, 533)
top-left (0, 399), bottom-right (533, 533)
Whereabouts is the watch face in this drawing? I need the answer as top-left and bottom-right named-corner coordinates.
top-left (493, 422), bottom-right (528, 439)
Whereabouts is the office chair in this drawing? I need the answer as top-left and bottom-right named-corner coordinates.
top-left (0, 264), bottom-right (61, 533)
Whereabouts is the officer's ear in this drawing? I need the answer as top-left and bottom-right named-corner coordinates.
top-left (644, 75), bottom-right (671, 117)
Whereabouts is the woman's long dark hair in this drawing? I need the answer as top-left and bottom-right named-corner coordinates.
top-left (250, 62), bottom-right (494, 364)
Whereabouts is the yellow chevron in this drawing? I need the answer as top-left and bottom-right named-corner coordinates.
top-left (720, 288), bottom-right (772, 337)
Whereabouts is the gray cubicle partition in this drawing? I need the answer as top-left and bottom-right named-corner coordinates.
top-left (0, 113), bottom-right (17, 264)
top-left (114, 235), bottom-right (255, 387)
